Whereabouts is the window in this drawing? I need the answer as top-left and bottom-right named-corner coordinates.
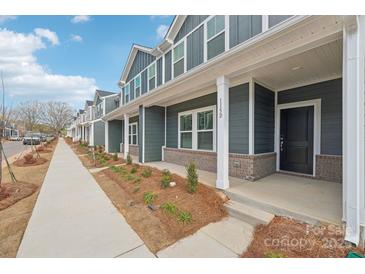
top-left (173, 41), bottom-right (185, 77)
top-left (207, 15), bottom-right (225, 60)
top-left (125, 84), bottom-right (130, 104)
top-left (128, 122), bottom-right (138, 145)
top-left (148, 63), bottom-right (156, 91)
top-left (179, 114), bottom-right (192, 149)
top-left (178, 106), bottom-right (216, 151)
top-left (134, 75), bottom-right (141, 98)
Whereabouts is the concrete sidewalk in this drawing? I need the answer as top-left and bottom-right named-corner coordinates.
top-left (17, 138), bottom-right (154, 258)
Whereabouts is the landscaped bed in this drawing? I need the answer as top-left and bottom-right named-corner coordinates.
top-left (0, 138), bottom-right (58, 257)
top-left (92, 159), bottom-right (227, 253)
top-left (79, 150), bottom-right (125, 168)
top-left (242, 216), bottom-right (365, 258)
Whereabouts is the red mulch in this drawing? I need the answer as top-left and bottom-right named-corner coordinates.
top-left (242, 216), bottom-right (365, 258)
top-left (13, 156), bottom-right (48, 167)
top-left (0, 181), bottom-right (38, 211)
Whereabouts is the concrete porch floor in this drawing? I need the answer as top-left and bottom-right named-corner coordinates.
top-left (144, 161), bottom-right (342, 225)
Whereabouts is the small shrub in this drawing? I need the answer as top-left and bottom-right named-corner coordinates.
top-left (141, 167), bottom-right (152, 178)
top-left (112, 153), bottom-right (118, 161)
top-left (264, 251), bottom-right (287, 258)
top-left (126, 153), bottom-right (132, 165)
top-left (162, 169), bottom-right (171, 177)
top-left (126, 174), bottom-right (136, 181)
top-left (160, 175), bottom-right (171, 189)
top-left (161, 202), bottom-right (178, 216)
top-left (99, 158), bottom-right (107, 166)
top-left (186, 162), bottom-right (198, 193)
top-left (110, 165), bottom-right (121, 173)
top-left (130, 166), bottom-right (138, 174)
top-left (178, 211), bottom-right (192, 224)
top-left (143, 191), bottom-right (156, 205)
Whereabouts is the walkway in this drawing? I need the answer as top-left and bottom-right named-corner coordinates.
top-left (17, 138), bottom-right (154, 258)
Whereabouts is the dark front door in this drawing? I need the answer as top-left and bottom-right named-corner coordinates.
top-left (280, 106), bottom-right (314, 174)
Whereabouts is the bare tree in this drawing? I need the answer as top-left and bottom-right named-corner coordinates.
top-left (17, 101), bottom-right (41, 132)
top-left (40, 101), bottom-right (74, 134)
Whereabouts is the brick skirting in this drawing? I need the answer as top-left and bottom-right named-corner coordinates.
top-left (315, 154), bottom-right (342, 183)
top-left (163, 147), bottom-right (276, 181)
top-left (120, 144), bottom-right (139, 157)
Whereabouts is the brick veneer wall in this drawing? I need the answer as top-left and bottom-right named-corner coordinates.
top-left (163, 147), bottom-right (276, 181)
top-left (120, 144), bottom-right (139, 157)
top-left (315, 154), bottom-right (342, 183)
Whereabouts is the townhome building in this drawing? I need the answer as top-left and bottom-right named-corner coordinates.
top-left (101, 15), bottom-right (364, 245)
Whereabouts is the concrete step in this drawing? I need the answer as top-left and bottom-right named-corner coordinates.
top-left (224, 200), bottom-right (274, 227)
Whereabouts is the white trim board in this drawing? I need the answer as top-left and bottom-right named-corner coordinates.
top-left (275, 99), bottom-right (322, 176)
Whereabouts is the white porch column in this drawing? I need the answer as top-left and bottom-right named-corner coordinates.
top-left (216, 76), bottom-right (230, 189)
top-left (248, 78), bottom-right (255, 155)
top-left (124, 114), bottom-right (129, 159)
top-left (105, 121), bottom-right (109, 153)
top-left (90, 123), bottom-right (94, 146)
top-left (343, 16), bottom-right (365, 245)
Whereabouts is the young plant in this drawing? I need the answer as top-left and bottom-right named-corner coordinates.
top-left (141, 167), bottom-right (152, 178)
top-left (178, 211), bottom-right (192, 224)
top-left (130, 166), bottom-right (138, 174)
top-left (133, 186), bottom-right (140, 193)
top-left (112, 153), bottom-right (118, 161)
top-left (110, 165), bottom-right (122, 173)
top-left (161, 202), bottom-right (178, 216)
top-left (186, 162), bottom-right (198, 193)
top-left (126, 153), bottom-right (132, 165)
top-left (160, 175), bottom-right (171, 189)
top-left (264, 251), bottom-right (287, 258)
top-left (143, 191), bottom-right (156, 205)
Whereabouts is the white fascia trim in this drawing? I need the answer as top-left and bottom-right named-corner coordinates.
top-left (142, 107), bottom-right (145, 163)
top-left (275, 98), bottom-right (322, 176)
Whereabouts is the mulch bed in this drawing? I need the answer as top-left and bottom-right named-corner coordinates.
top-left (242, 216), bottom-right (365, 258)
top-left (13, 156), bottom-right (48, 167)
top-left (0, 181), bottom-right (38, 211)
top-left (78, 152), bottom-right (125, 168)
top-left (100, 163), bottom-right (227, 252)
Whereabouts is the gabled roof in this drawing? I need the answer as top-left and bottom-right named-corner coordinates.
top-left (93, 89), bottom-right (116, 106)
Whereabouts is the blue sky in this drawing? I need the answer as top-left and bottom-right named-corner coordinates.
top-left (0, 15), bottom-right (173, 109)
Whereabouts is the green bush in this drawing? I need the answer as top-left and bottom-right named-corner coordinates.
top-left (143, 191), bottom-right (156, 205)
top-left (126, 153), bottom-right (132, 165)
top-left (112, 153), bottom-right (118, 161)
top-left (178, 211), bottom-right (192, 224)
top-left (110, 165), bottom-right (122, 173)
top-left (160, 175), bottom-right (171, 189)
top-left (141, 167), bottom-right (152, 178)
top-left (130, 166), bottom-right (138, 174)
top-left (162, 169), bottom-right (171, 177)
top-left (99, 158), bottom-right (107, 166)
top-left (161, 202), bottom-right (178, 216)
top-left (186, 162), bottom-right (198, 193)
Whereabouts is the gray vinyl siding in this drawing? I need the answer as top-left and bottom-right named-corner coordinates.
top-left (93, 120), bottom-right (105, 146)
top-left (157, 57), bottom-right (163, 86)
top-left (130, 81), bottom-right (135, 101)
top-left (207, 32), bottom-right (225, 60)
top-left (187, 25), bottom-right (204, 71)
top-left (141, 69), bottom-right (148, 94)
top-left (138, 106), bottom-right (143, 161)
top-left (229, 15), bottom-right (262, 48)
top-left (144, 106), bottom-right (165, 162)
top-left (254, 84), bottom-right (275, 154)
top-left (108, 120), bottom-right (123, 153)
top-left (164, 50), bottom-right (172, 82)
top-left (278, 78), bottom-right (342, 155)
top-left (126, 50), bottom-right (155, 82)
top-left (269, 15), bottom-right (292, 28)
top-left (174, 15), bottom-right (209, 44)
top-left (166, 93), bottom-right (217, 148)
top-left (229, 83), bottom-right (249, 154)
top-left (105, 96), bottom-right (119, 114)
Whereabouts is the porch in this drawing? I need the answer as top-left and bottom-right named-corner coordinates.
top-left (144, 161), bottom-right (342, 225)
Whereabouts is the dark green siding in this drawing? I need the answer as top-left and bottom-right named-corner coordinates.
top-left (141, 69), bottom-right (148, 94)
top-left (254, 83), bottom-right (275, 154)
top-left (174, 15), bottom-right (208, 44)
top-left (93, 120), bottom-right (105, 146)
top-left (138, 107), bottom-right (143, 162)
top-left (130, 80), bottom-right (135, 100)
top-left (229, 83), bottom-right (249, 154)
top-left (187, 25), bottom-right (204, 71)
top-left (278, 78), bottom-right (342, 155)
top-left (105, 96), bottom-right (118, 114)
top-left (144, 106), bottom-right (165, 162)
top-left (229, 15), bottom-right (262, 48)
top-left (108, 120), bottom-right (123, 153)
top-left (126, 50), bottom-right (155, 82)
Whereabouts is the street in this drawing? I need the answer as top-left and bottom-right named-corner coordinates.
top-left (1, 141), bottom-right (28, 161)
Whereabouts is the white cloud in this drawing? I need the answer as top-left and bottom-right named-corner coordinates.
top-left (0, 16), bottom-right (17, 24)
top-left (34, 28), bottom-right (59, 46)
top-left (71, 15), bottom-right (91, 24)
top-left (156, 24), bottom-right (169, 40)
top-left (0, 28), bottom-right (97, 107)
top-left (70, 34), bottom-right (83, 42)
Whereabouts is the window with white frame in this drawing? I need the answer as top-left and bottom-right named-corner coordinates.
top-left (178, 106), bottom-right (216, 151)
top-left (148, 63), bottom-right (156, 91)
top-left (173, 41), bottom-right (185, 78)
top-left (129, 122), bottom-right (138, 145)
top-left (206, 15), bottom-right (225, 60)
top-left (134, 75), bottom-right (141, 98)
top-left (125, 84), bottom-right (130, 104)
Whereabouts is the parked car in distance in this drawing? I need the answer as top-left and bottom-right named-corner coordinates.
top-left (9, 136), bottom-right (21, 141)
top-left (23, 133), bottom-right (41, 145)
